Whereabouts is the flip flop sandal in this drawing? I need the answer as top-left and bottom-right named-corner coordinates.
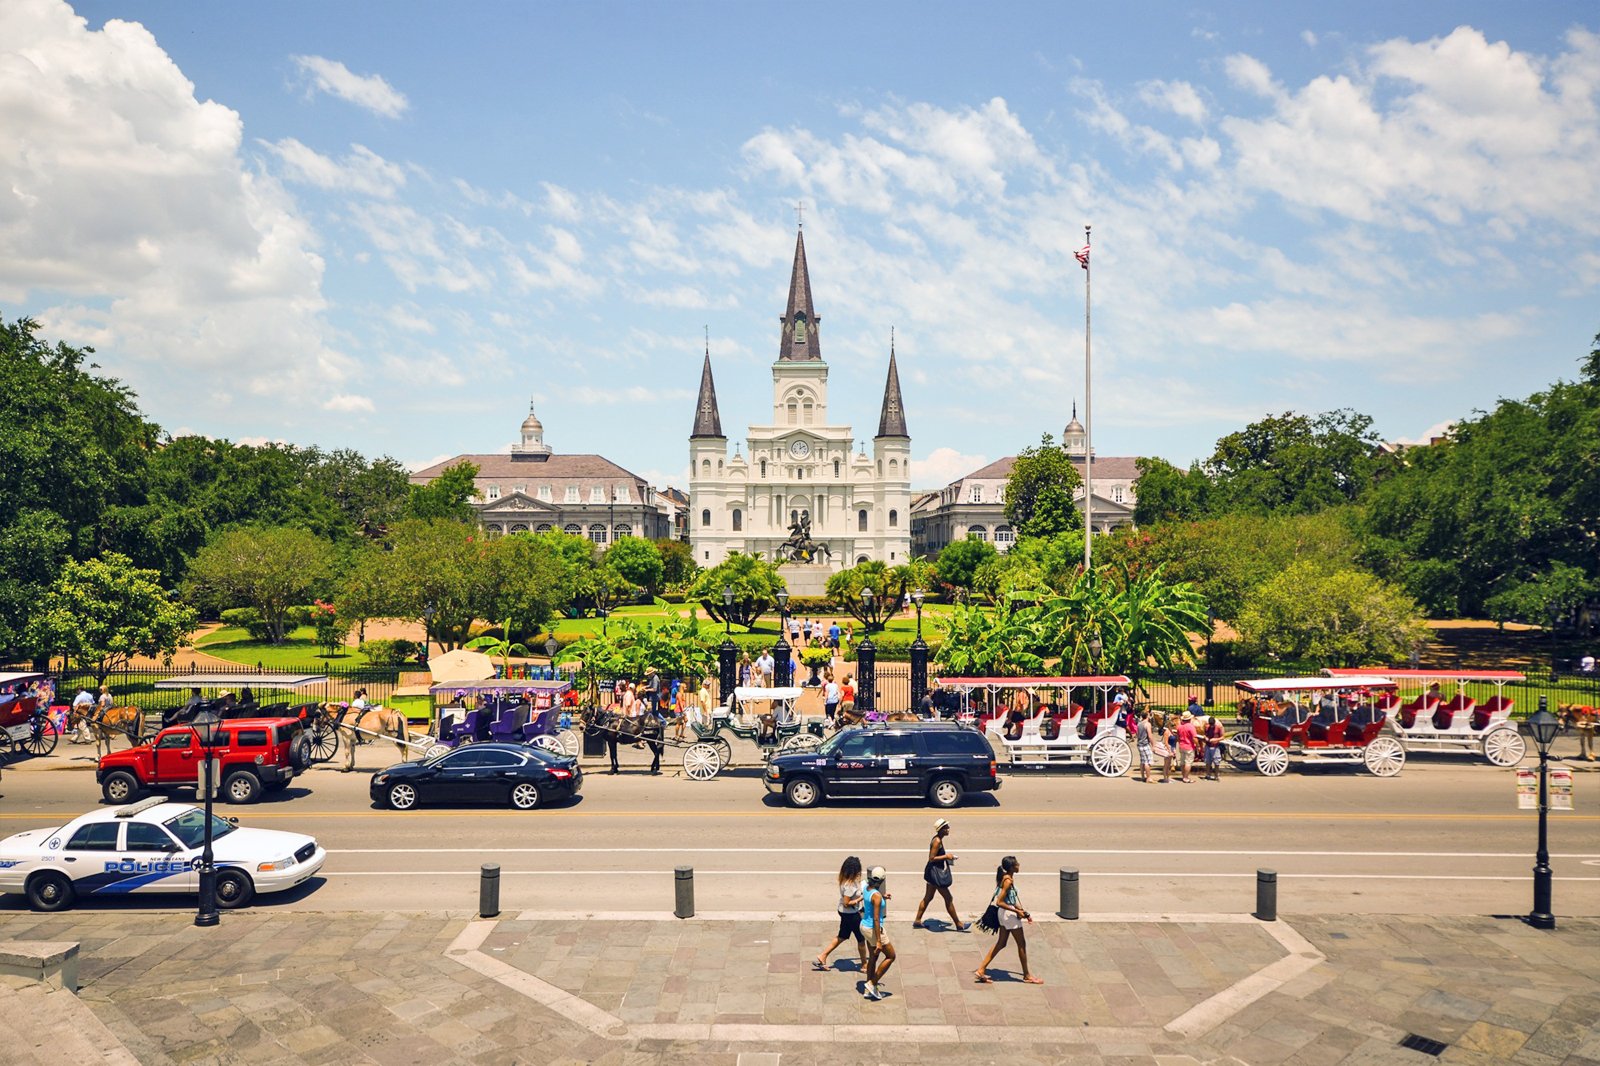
top-left (1023, 976), bottom-right (1045, 985)
top-left (974, 971), bottom-right (993, 983)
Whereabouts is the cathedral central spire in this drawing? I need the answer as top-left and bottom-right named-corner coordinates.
top-left (778, 228), bottom-right (821, 361)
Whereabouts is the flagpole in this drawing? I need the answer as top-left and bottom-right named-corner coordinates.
top-left (1082, 223), bottom-right (1093, 573)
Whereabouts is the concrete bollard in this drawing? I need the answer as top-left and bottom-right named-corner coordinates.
top-left (674, 865), bottom-right (695, 919)
top-left (1058, 867), bottom-right (1080, 920)
top-left (479, 863), bottom-right (501, 919)
top-left (1255, 868), bottom-right (1277, 922)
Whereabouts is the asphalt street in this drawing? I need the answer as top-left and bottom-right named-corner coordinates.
top-left (3, 740), bottom-right (1597, 919)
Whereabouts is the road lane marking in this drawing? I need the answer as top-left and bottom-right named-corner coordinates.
top-left (321, 869), bottom-right (1600, 882)
top-left (331, 847), bottom-right (1600, 858)
top-left (6, 810), bottom-right (1588, 821)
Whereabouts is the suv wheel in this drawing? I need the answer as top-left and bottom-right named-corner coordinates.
top-left (101, 770), bottom-right (141, 804)
top-left (215, 868), bottom-right (256, 909)
top-left (222, 770), bottom-right (262, 804)
top-left (26, 871), bottom-right (74, 912)
top-left (784, 776), bottom-right (822, 808)
top-left (290, 734), bottom-right (312, 772)
top-left (929, 777), bottom-right (965, 809)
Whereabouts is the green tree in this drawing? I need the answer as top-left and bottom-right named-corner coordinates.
top-left (1205, 409), bottom-right (1392, 515)
top-left (604, 536), bottom-right (666, 596)
top-left (408, 460), bottom-right (481, 522)
top-left (825, 561), bottom-right (905, 631)
top-left (686, 553), bottom-right (785, 629)
top-left (1235, 561), bottom-right (1429, 667)
top-left (489, 532), bottom-right (586, 635)
top-left (935, 538), bottom-right (998, 595)
top-left (655, 538), bottom-right (697, 586)
top-left (1132, 457), bottom-right (1212, 524)
top-left (29, 553), bottom-right (197, 685)
top-left (336, 519), bottom-right (494, 652)
top-left (1004, 433), bottom-right (1083, 539)
top-left (185, 526), bottom-right (336, 643)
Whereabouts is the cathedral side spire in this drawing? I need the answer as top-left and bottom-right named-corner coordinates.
top-left (690, 349), bottom-right (725, 439)
top-left (875, 336), bottom-right (909, 439)
top-left (778, 227), bottom-right (821, 361)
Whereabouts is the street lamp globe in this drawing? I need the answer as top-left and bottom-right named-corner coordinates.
top-left (192, 708), bottom-right (222, 748)
top-left (776, 589), bottom-right (789, 610)
top-left (1088, 635), bottom-right (1103, 660)
top-left (544, 635), bottom-right (559, 659)
top-left (722, 585), bottom-right (734, 608)
top-left (912, 588), bottom-right (925, 608)
top-left (862, 587), bottom-right (875, 608)
top-left (1528, 708), bottom-right (1560, 753)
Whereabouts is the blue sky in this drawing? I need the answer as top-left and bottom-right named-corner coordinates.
top-left (3, 1), bottom-right (1597, 491)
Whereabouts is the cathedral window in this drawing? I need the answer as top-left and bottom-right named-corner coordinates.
top-left (858, 509), bottom-right (868, 532)
top-left (833, 459), bottom-right (841, 477)
top-left (486, 485), bottom-right (501, 501)
top-left (759, 459), bottom-right (767, 477)
top-left (701, 509), bottom-right (711, 528)
top-left (888, 459), bottom-right (898, 476)
top-left (793, 316), bottom-right (807, 344)
top-left (786, 402), bottom-right (798, 424)
top-left (877, 460), bottom-right (883, 476)
top-left (701, 459), bottom-right (711, 476)
top-left (732, 509), bottom-right (742, 532)
top-left (717, 460), bottom-right (724, 474)
top-left (803, 402), bottom-right (814, 424)
top-left (796, 467), bottom-right (804, 480)
top-left (889, 509), bottom-right (898, 528)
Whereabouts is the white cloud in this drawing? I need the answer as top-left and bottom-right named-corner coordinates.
top-left (291, 54), bottom-right (408, 118)
top-left (1302, 30), bottom-right (1319, 48)
top-left (323, 393), bottom-right (374, 414)
top-left (912, 447), bottom-right (989, 488)
top-left (1393, 419), bottom-right (1455, 446)
top-left (0, 0), bottom-right (349, 418)
top-left (264, 138), bottom-right (406, 198)
top-left (1139, 79), bottom-right (1208, 123)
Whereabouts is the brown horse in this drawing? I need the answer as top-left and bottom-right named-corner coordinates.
top-left (332, 703), bottom-right (411, 770)
top-left (1560, 703), bottom-right (1595, 761)
top-left (582, 706), bottom-right (664, 773)
top-left (68, 704), bottom-right (146, 757)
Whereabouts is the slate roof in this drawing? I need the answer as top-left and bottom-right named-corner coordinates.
top-left (778, 228), bottom-right (821, 361)
top-left (410, 453), bottom-right (649, 483)
top-left (875, 346), bottom-right (909, 438)
top-left (690, 352), bottom-right (724, 439)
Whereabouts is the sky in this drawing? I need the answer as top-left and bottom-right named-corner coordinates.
top-left (3, 1), bottom-right (1598, 492)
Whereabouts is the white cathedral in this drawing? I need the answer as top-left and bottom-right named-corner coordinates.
top-left (689, 228), bottom-right (912, 576)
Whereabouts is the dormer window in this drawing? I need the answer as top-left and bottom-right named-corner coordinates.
top-left (487, 485), bottom-right (501, 500)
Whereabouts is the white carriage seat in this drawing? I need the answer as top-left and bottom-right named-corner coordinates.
top-left (1472, 696), bottom-right (1512, 730)
top-left (774, 701), bottom-right (797, 727)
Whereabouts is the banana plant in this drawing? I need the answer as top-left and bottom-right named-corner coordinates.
top-left (463, 617), bottom-right (530, 675)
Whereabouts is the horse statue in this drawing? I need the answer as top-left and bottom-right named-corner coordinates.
top-left (68, 703), bottom-right (145, 757)
top-left (330, 702), bottom-right (411, 771)
top-left (775, 510), bottom-right (833, 564)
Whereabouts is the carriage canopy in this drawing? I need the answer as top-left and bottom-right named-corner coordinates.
top-left (1321, 668), bottom-right (1525, 683)
top-left (934, 675), bottom-right (1132, 689)
top-left (427, 679), bottom-right (572, 696)
top-left (1237, 676), bottom-right (1396, 694)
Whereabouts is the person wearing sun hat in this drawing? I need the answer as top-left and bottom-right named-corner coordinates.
top-left (912, 818), bottom-right (968, 932)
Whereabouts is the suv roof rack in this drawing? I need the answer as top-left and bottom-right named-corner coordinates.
top-left (114, 795), bottom-right (172, 818)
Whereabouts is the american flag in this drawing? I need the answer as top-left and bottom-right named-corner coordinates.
top-left (1075, 245), bottom-right (1090, 269)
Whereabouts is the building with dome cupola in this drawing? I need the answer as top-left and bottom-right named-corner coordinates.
top-left (409, 398), bottom-right (672, 542)
top-left (689, 228), bottom-right (912, 584)
top-left (908, 403), bottom-right (1139, 557)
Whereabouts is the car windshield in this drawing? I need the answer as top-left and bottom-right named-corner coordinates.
top-left (818, 729), bottom-right (860, 756)
top-left (163, 808), bottom-right (238, 849)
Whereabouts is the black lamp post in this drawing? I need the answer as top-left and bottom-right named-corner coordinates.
top-left (718, 585), bottom-right (738, 701)
top-left (423, 602), bottom-right (435, 658)
top-left (909, 589), bottom-right (929, 714)
top-left (193, 708), bottom-right (222, 928)
top-left (1547, 602), bottom-right (1562, 677)
top-left (1205, 608), bottom-right (1216, 667)
top-left (722, 585), bottom-right (735, 638)
top-left (857, 587), bottom-right (877, 715)
top-left (544, 635), bottom-right (560, 679)
top-left (862, 586), bottom-right (875, 627)
top-left (912, 588), bottom-right (926, 640)
top-left (1527, 698), bottom-right (1560, 930)
top-left (773, 590), bottom-right (792, 687)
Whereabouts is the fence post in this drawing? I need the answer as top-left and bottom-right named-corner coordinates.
top-left (718, 640), bottom-right (737, 705)
top-left (1255, 868), bottom-right (1277, 922)
top-left (479, 863), bottom-right (501, 918)
top-left (1058, 867), bottom-right (1079, 920)
top-left (856, 637), bottom-right (877, 715)
top-left (674, 866), bottom-right (695, 919)
top-left (909, 637), bottom-right (929, 714)
top-left (772, 641), bottom-right (793, 688)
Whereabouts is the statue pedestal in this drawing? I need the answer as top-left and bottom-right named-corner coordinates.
top-left (777, 562), bottom-right (837, 599)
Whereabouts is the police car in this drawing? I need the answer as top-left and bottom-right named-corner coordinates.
top-left (0, 797), bottom-right (325, 912)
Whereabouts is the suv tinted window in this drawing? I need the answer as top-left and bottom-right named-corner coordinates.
top-left (274, 723), bottom-right (299, 745)
top-left (878, 733), bottom-right (915, 757)
top-left (234, 729), bottom-right (269, 747)
top-left (156, 732), bottom-right (193, 749)
top-left (832, 733), bottom-right (877, 758)
top-left (920, 732), bottom-right (988, 756)
top-left (66, 823), bottom-right (121, 851)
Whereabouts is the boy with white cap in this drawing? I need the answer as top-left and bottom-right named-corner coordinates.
top-left (860, 866), bottom-right (895, 1000)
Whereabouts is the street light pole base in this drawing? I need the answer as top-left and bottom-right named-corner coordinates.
top-left (1527, 912), bottom-right (1556, 931)
top-left (194, 913), bottom-right (219, 928)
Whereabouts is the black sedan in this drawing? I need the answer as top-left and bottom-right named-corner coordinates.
top-left (370, 743), bottom-right (581, 810)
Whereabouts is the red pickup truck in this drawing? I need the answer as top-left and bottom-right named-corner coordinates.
top-left (97, 718), bottom-right (312, 805)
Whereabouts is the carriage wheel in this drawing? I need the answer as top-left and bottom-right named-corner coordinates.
top-left (1363, 736), bottom-right (1405, 777)
top-left (1482, 727), bottom-right (1526, 767)
top-left (1226, 731), bottom-right (1259, 769)
top-left (708, 735), bottom-right (734, 768)
top-left (555, 728), bottom-right (579, 756)
top-left (683, 743), bottom-right (722, 781)
top-left (1089, 735), bottom-right (1131, 778)
top-left (1255, 744), bottom-right (1290, 777)
top-left (780, 733), bottom-right (821, 754)
top-left (21, 717), bottom-right (58, 757)
top-left (529, 735), bottom-right (563, 755)
top-left (423, 743), bottom-right (450, 760)
top-left (308, 720), bottom-right (339, 763)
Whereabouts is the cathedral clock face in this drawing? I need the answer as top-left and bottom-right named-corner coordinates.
top-left (788, 439), bottom-right (811, 459)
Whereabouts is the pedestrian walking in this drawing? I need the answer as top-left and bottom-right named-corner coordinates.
top-left (756, 649), bottom-right (775, 686)
top-left (70, 687), bottom-right (94, 743)
top-left (912, 818), bottom-right (968, 930)
top-left (1135, 708), bottom-right (1153, 783)
top-left (813, 856), bottom-right (869, 972)
top-left (789, 614), bottom-right (801, 646)
top-left (974, 856), bottom-right (1042, 984)
top-left (1177, 709), bottom-right (1198, 783)
top-left (861, 866), bottom-right (895, 1000)
top-left (1154, 713), bottom-right (1174, 783)
top-left (738, 653), bottom-right (754, 688)
top-left (823, 675), bottom-right (841, 723)
top-left (1203, 712), bottom-right (1225, 780)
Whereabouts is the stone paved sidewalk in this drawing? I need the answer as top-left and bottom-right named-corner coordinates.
top-left (0, 908), bottom-right (1595, 1064)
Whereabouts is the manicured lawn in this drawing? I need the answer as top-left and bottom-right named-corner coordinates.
top-left (195, 625), bottom-right (374, 668)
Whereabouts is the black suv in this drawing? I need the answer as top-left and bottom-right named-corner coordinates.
top-left (764, 723), bottom-right (999, 809)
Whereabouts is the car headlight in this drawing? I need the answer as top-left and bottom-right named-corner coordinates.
top-left (257, 855), bottom-right (296, 872)
top-left (767, 765), bottom-right (781, 778)
top-left (373, 773), bottom-right (389, 784)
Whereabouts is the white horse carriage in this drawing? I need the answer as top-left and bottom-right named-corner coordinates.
top-left (935, 675), bottom-right (1134, 777)
top-left (1322, 668), bottom-right (1528, 766)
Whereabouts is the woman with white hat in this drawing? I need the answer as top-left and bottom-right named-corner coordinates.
top-left (912, 818), bottom-right (968, 931)
top-left (860, 866), bottom-right (895, 1000)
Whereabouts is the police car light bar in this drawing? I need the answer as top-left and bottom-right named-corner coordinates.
top-left (114, 796), bottom-right (172, 818)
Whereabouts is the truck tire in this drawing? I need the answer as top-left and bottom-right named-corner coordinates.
top-left (222, 770), bottom-right (262, 804)
top-left (290, 734), bottom-right (311, 772)
top-left (101, 770), bottom-right (142, 805)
